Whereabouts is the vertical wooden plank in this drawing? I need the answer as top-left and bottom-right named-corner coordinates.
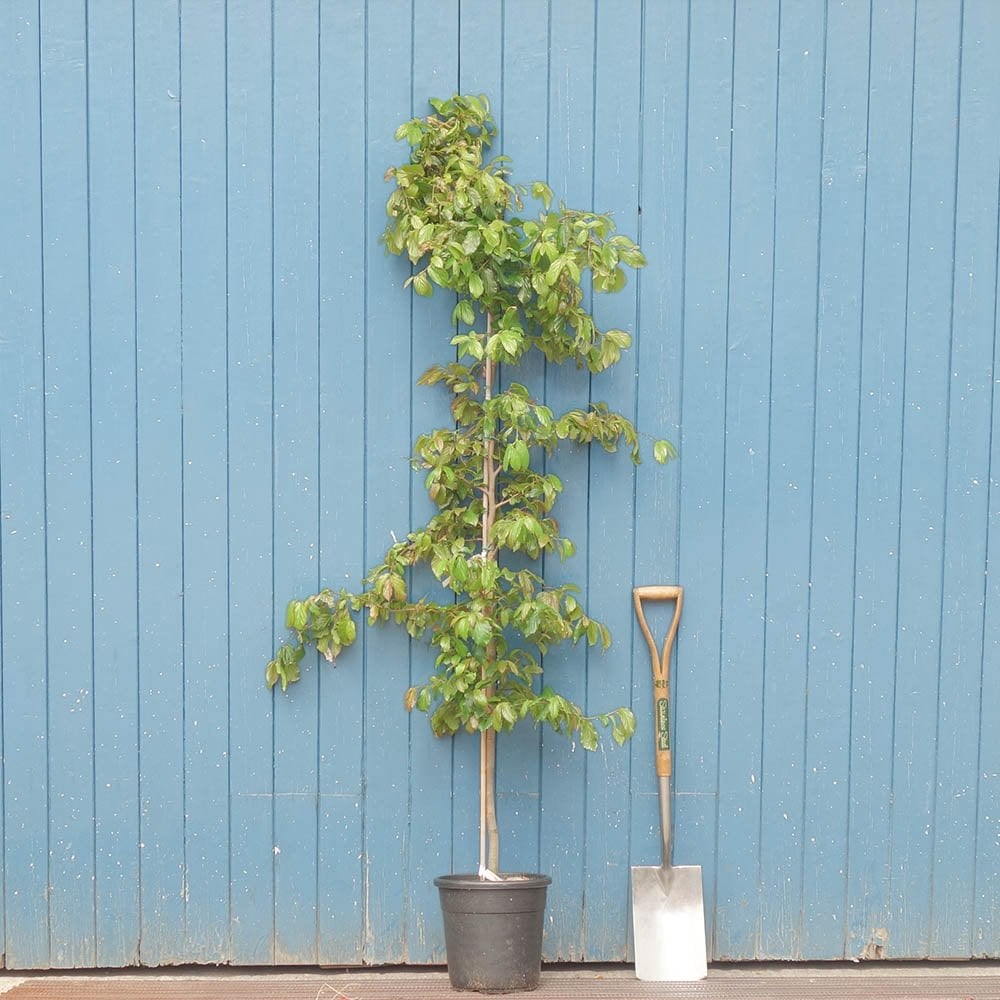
top-left (134, 0), bottom-right (186, 965)
top-left (758, 0), bottom-right (824, 960)
top-left (0, 0), bottom-right (49, 970)
top-left (977, 7), bottom-right (1000, 951)
top-left (800, 0), bottom-right (869, 960)
top-left (363, 0), bottom-right (414, 964)
top-left (315, 0), bottom-right (369, 966)
top-left (37, 0), bottom-right (96, 967)
top-left (459, 0), bottom-right (501, 99)
top-left (179, 0), bottom-right (230, 962)
top-left (87, 0), bottom-right (141, 968)
top-left (405, 0), bottom-right (459, 963)
top-left (226, 0), bottom-right (276, 966)
top-left (930, 0), bottom-right (999, 958)
top-left (846, 0), bottom-right (915, 961)
top-left (713, 0), bottom-right (778, 961)
top-left (677, 0), bottom-right (734, 958)
top-left (539, 0), bottom-right (595, 960)
top-left (496, 0), bottom-right (549, 885)
top-left (632, 0), bottom-right (688, 965)
top-left (978, 226), bottom-right (1000, 954)
top-left (582, 0), bottom-right (643, 962)
top-left (889, 1), bottom-right (962, 958)
top-left (271, 0), bottom-right (321, 965)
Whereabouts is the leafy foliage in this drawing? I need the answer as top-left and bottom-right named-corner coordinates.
top-left (267, 92), bottom-right (672, 761)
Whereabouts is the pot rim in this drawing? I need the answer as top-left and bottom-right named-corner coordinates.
top-left (434, 872), bottom-right (552, 890)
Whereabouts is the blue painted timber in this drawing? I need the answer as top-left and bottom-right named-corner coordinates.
top-left (0, 0), bottom-right (998, 968)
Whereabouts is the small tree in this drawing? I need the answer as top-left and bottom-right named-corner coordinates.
top-left (267, 94), bottom-right (673, 876)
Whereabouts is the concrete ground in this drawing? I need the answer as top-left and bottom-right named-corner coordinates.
top-left (0, 963), bottom-right (998, 1000)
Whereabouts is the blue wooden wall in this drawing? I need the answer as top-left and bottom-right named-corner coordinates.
top-left (1, 0), bottom-right (998, 969)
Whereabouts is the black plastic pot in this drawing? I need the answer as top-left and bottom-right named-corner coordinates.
top-left (434, 873), bottom-right (552, 993)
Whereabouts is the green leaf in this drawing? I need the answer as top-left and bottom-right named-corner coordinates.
top-left (531, 181), bottom-right (553, 209)
top-left (613, 708), bottom-right (637, 745)
top-left (450, 556), bottom-right (469, 586)
top-left (600, 624), bottom-right (612, 650)
top-left (413, 271), bottom-right (433, 297)
top-left (498, 330), bottom-right (520, 357)
top-left (453, 299), bottom-right (476, 326)
top-left (503, 439), bottom-right (530, 473)
top-left (336, 617), bottom-right (357, 646)
top-left (653, 439), bottom-right (677, 464)
top-left (286, 601), bottom-right (308, 632)
top-left (451, 332), bottom-right (485, 360)
top-left (266, 644), bottom-right (304, 691)
top-left (468, 272), bottom-right (484, 298)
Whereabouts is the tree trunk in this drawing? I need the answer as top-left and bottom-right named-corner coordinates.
top-left (483, 728), bottom-right (499, 872)
top-left (480, 335), bottom-right (500, 874)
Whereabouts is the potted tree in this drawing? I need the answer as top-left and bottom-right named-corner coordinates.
top-left (266, 94), bottom-right (673, 992)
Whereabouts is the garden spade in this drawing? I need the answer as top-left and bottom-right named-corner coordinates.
top-left (631, 585), bottom-right (707, 982)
